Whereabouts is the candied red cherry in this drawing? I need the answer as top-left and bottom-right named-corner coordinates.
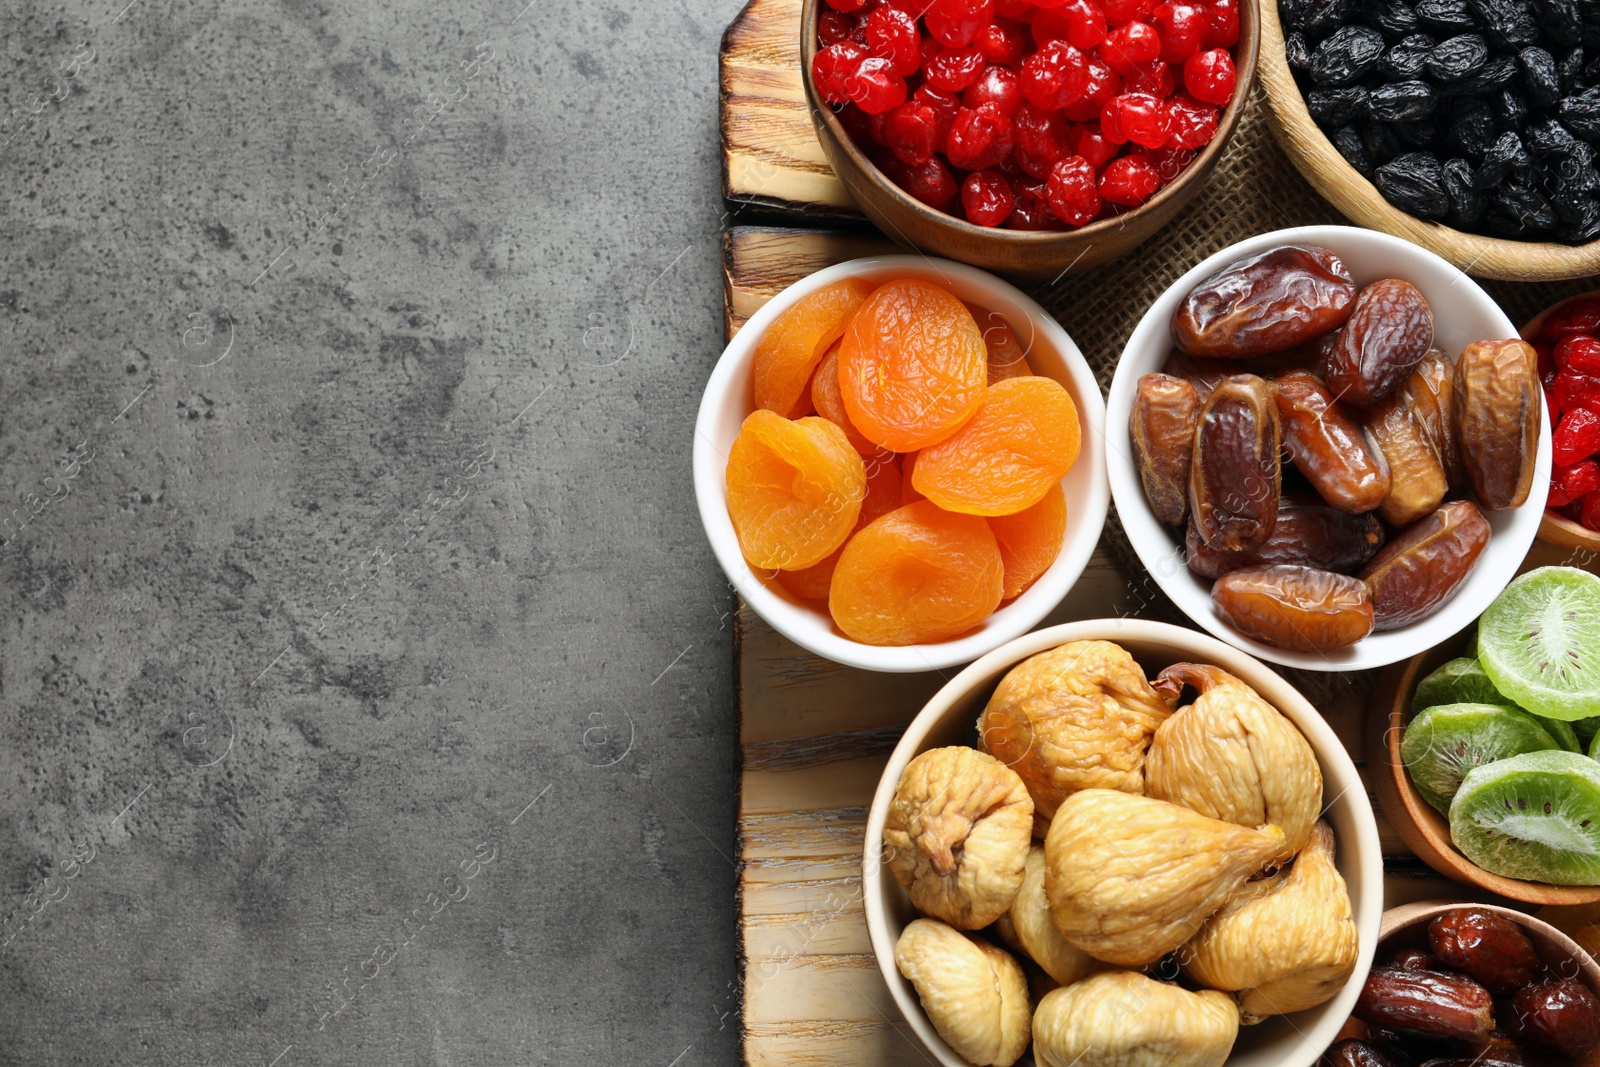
top-left (974, 20), bottom-right (1027, 63)
top-left (903, 155), bottom-right (959, 207)
top-left (1020, 39), bottom-right (1089, 108)
top-left (1008, 181), bottom-right (1065, 228)
top-left (1012, 102), bottom-right (1070, 177)
top-left (1141, 144), bottom-right (1196, 181)
top-left (1047, 155), bottom-right (1102, 225)
top-left (825, 0), bottom-right (872, 10)
top-left (1100, 95), bottom-right (1129, 142)
top-left (847, 56), bottom-right (909, 113)
top-left (914, 82), bottom-right (964, 140)
top-left (1183, 48), bottom-right (1235, 105)
top-left (865, 6), bottom-right (922, 76)
top-left (1069, 122), bottom-right (1120, 167)
top-left (1124, 59), bottom-right (1174, 96)
top-left (1034, 0), bottom-right (1107, 49)
top-left (1063, 56), bottom-right (1121, 118)
top-left (962, 170), bottom-right (1017, 225)
top-left (814, 41), bottom-right (871, 104)
top-left (1550, 459), bottom-right (1600, 507)
top-left (819, 10), bottom-right (857, 45)
top-left (925, 45), bottom-right (988, 90)
top-left (926, 0), bottom-right (995, 48)
top-left (963, 65), bottom-right (1023, 115)
top-left (1152, 1), bottom-right (1208, 62)
top-left (945, 102), bottom-right (1016, 169)
top-left (1166, 90), bottom-right (1219, 149)
top-left (1552, 369), bottom-right (1600, 417)
top-left (1100, 153), bottom-right (1161, 204)
top-left (1556, 336), bottom-right (1600, 375)
top-left (1109, 92), bottom-right (1170, 147)
top-left (1102, 0), bottom-right (1155, 22)
top-left (1557, 407), bottom-right (1600, 467)
top-left (884, 100), bottom-right (941, 163)
top-left (1206, 0), bottom-right (1240, 48)
top-left (1101, 21), bottom-right (1160, 74)
top-left (1545, 298), bottom-right (1600, 342)
top-left (996, 0), bottom-right (1037, 16)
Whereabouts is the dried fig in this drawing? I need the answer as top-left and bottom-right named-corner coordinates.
top-left (1325, 278), bottom-right (1435, 408)
top-left (1147, 664), bottom-right (1323, 857)
top-left (1043, 789), bottom-right (1286, 967)
top-left (1032, 970), bottom-right (1240, 1067)
top-left (1359, 501), bottom-right (1490, 631)
top-left (1186, 503), bottom-right (1384, 579)
top-left (1180, 822), bottom-right (1358, 1022)
top-left (1275, 369), bottom-right (1389, 513)
top-left (1190, 374), bottom-right (1282, 552)
top-left (1132, 373), bottom-right (1200, 526)
top-left (1211, 564), bottom-right (1375, 653)
top-left (1171, 244), bottom-right (1357, 358)
top-left (895, 918), bottom-right (1031, 1067)
top-left (1005, 845), bottom-right (1108, 987)
top-left (1454, 339), bottom-right (1540, 510)
top-left (884, 747), bottom-right (1033, 929)
top-left (976, 641), bottom-right (1172, 820)
top-left (1364, 392), bottom-right (1449, 527)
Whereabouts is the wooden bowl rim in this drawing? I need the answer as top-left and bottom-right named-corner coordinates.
top-left (797, 0), bottom-right (1261, 247)
top-left (1524, 289), bottom-right (1600, 553)
top-left (1255, 1), bottom-right (1600, 282)
top-left (1372, 635), bottom-right (1600, 905)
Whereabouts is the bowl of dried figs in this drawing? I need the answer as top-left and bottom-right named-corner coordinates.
top-left (1107, 224), bottom-right (1552, 672)
top-left (863, 618), bottom-right (1384, 1067)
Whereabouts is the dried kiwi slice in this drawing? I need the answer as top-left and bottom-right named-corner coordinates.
top-left (1414, 655), bottom-right (1582, 751)
top-left (1449, 750), bottom-right (1600, 886)
top-left (1401, 703), bottom-right (1566, 813)
top-left (1478, 567), bottom-right (1600, 722)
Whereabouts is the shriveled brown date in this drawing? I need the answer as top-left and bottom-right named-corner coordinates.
top-left (1326, 279), bottom-right (1435, 407)
top-left (1359, 501), bottom-right (1489, 631)
top-left (1275, 370), bottom-right (1390, 513)
top-left (1389, 949), bottom-right (1443, 972)
top-left (1454, 339), bottom-right (1540, 511)
top-left (1163, 350), bottom-right (1244, 400)
top-left (1364, 394), bottom-right (1449, 528)
top-left (1171, 244), bottom-right (1357, 358)
top-left (1354, 967), bottom-right (1494, 1047)
top-left (1512, 978), bottom-right (1600, 1060)
top-left (1320, 1040), bottom-right (1400, 1067)
top-left (1190, 375), bottom-right (1281, 551)
top-left (1212, 564), bottom-right (1375, 653)
top-left (1186, 503), bottom-right (1384, 579)
top-left (1401, 349), bottom-right (1465, 491)
top-left (1427, 907), bottom-right (1541, 996)
top-left (1255, 328), bottom-right (1340, 379)
top-left (1131, 373), bottom-right (1199, 526)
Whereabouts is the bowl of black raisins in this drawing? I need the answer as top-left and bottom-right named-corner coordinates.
top-left (1259, 0), bottom-right (1600, 281)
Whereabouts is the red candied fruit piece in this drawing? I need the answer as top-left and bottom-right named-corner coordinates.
top-left (925, 45), bottom-right (988, 91)
top-left (1184, 47), bottom-right (1235, 104)
top-left (1544, 298), bottom-right (1600, 342)
top-left (1207, 0), bottom-right (1240, 46)
top-left (1021, 39), bottom-right (1090, 109)
top-left (1124, 59), bottom-right (1174, 97)
top-left (996, 0), bottom-right (1037, 14)
top-left (865, 5), bottom-right (923, 76)
top-left (1070, 122), bottom-right (1120, 167)
top-left (962, 170), bottom-right (1017, 225)
top-left (1013, 102), bottom-right (1070, 177)
top-left (1008, 181), bottom-right (1062, 229)
top-left (1152, 0), bottom-right (1208, 62)
top-left (824, 0), bottom-right (871, 10)
top-left (848, 56), bottom-right (909, 113)
top-left (915, 83), bottom-right (964, 142)
top-left (945, 102), bottom-right (1016, 169)
top-left (1556, 406), bottom-right (1600, 467)
top-left (1047, 155), bottom-right (1102, 225)
top-left (1581, 489), bottom-right (1600, 531)
top-left (1166, 91), bottom-right (1219, 148)
top-left (1100, 153), bottom-right (1162, 204)
top-left (1552, 369), bottom-right (1600, 416)
top-left (904, 156), bottom-right (960, 207)
top-left (1141, 144), bottom-right (1196, 181)
top-left (1034, 0), bottom-right (1108, 49)
top-left (964, 65), bottom-right (1024, 115)
top-left (1557, 337), bottom-right (1600, 376)
top-left (1104, 92), bottom-right (1170, 147)
top-left (819, 10), bottom-right (857, 45)
top-left (974, 20), bottom-right (1028, 63)
top-left (885, 101), bottom-right (941, 163)
top-left (1549, 459), bottom-right (1600, 508)
top-left (1064, 56), bottom-right (1121, 119)
top-left (1101, 21), bottom-right (1161, 74)
top-left (814, 41), bottom-right (870, 104)
top-left (926, 0), bottom-right (996, 47)
top-left (1102, 0), bottom-right (1155, 19)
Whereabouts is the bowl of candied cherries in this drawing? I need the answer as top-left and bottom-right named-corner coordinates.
top-left (1526, 291), bottom-right (1600, 551)
top-left (801, 0), bottom-right (1259, 278)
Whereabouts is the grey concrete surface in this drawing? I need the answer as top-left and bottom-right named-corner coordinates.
top-left (0, 1), bottom-right (747, 1063)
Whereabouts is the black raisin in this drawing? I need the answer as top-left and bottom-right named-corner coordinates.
top-left (1305, 0), bottom-right (1356, 41)
top-left (1518, 47), bottom-right (1564, 108)
top-left (1310, 26), bottom-right (1388, 85)
top-left (1308, 86), bottom-right (1371, 125)
top-left (1527, 118), bottom-right (1580, 156)
top-left (1492, 181), bottom-right (1559, 230)
top-left (1492, 87), bottom-right (1529, 130)
top-left (1561, 88), bottom-right (1600, 142)
top-left (1551, 170), bottom-right (1599, 221)
top-left (1465, 0), bottom-right (1539, 50)
top-left (1452, 54), bottom-right (1519, 93)
top-left (1394, 118), bottom-right (1442, 145)
top-left (1415, 0), bottom-right (1477, 36)
top-left (1334, 125), bottom-right (1376, 176)
top-left (1530, 0), bottom-right (1584, 49)
top-left (1475, 131), bottom-right (1531, 188)
top-left (1560, 47), bottom-right (1585, 93)
top-left (1363, 121), bottom-right (1405, 164)
top-left (1376, 152), bottom-right (1452, 218)
top-left (1380, 33), bottom-right (1438, 78)
top-left (1442, 156), bottom-right (1486, 223)
top-left (1280, 0), bottom-right (1315, 33)
top-left (1287, 31), bottom-right (1314, 69)
top-left (1553, 141), bottom-right (1600, 193)
top-left (1425, 34), bottom-right (1489, 81)
top-left (1363, 0), bottom-right (1421, 40)
top-left (1556, 199), bottom-right (1600, 243)
top-left (1448, 98), bottom-right (1498, 155)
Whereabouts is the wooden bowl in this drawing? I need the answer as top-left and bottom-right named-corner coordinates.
top-left (798, 0), bottom-right (1260, 281)
top-left (1525, 290), bottom-right (1600, 552)
top-left (1371, 633), bottom-right (1600, 905)
top-left (1255, 3), bottom-right (1600, 282)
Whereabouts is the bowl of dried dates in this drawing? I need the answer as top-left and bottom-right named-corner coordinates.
top-left (1524, 290), bottom-right (1600, 550)
top-left (799, 0), bottom-right (1259, 279)
top-left (1330, 901), bottom-right (1600, 1067)
top-left (1257, 0), bottom-right (1600, 282)
top-left (1108, 224), bottom-right (1551, 672)
top-left (694, 255), bottom-right (1108, 673)
top-left (863, 618), bottom-right (1384, 1067)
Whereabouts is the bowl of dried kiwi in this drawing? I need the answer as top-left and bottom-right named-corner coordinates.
top-left (1257, 0), bottom-right (1600, 281)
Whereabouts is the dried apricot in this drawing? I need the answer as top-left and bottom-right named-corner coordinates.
top-left (830, 500), bottom-right (1005, 645)
top-left (725, 410), bottom-right (867, 571)
top-left (777, 454), bottom-right (904, 601)
top-left (989, 484), bottom-right (1066, 599)
top-left (810, 341), bottom-right (878, 455)
top-left (840, 279), bottom-right (988, 451)
top-left (911, 376), bottom-right (1081, 516)
top-left (753, 278), bottom-right (876, 417)
top-left (967, 302), bottom-right (1037, 383)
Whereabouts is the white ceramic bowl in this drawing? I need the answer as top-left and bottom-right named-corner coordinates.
top-left (864, 619), bottom-right (1384, 1067)
top-left (694, 256), bottom-right (1109, 673)
top-left (1106, 225), bottom-right (1552, 672)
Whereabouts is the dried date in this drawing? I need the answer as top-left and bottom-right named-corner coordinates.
top-left (1453, 338), bottom-right (1540, 510)
top-left (1364, 393), bottom-right (1449, 527)
top-left (1512, 978), bottom-right (1600, 1059)
top-left (1400, 349), bottom-right (1466, 490)
top-left (1427, 907), bottom-right (1541, 995)
top-left (1171, 245), bottom-right (1357, 358)
top-left (1190, 375), bottom-right (1282, 551)
top-left (1359, 500), bottom-right (1490, 630)
top-left (1276, 369), bottom-right (1391, 512)
top-left (1321, 1040), bottom-right (1401, 1067)
top-left (1327, 279), bottom-right (1436, 408)
top-left (1162, 350), bottom-right (1244, 400)
top-left (1212, 564), bottom-right (1375, 653)
top-left (1390, 948), bottom-right (1444, 971)
top-left (1354, 966), bottom-right (1495, 1047)
top-left (1186, 503), bottom-right (1385, 579)
top-left (1131, 373), bottom-right (1200, 527)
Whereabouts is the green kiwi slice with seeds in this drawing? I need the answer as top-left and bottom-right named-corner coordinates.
top-left (1449, 750), bottom-right (1600, 886)
top-left (1478, 567), bottom-right (1600, 723)
top-left (1401, 703), bottom-right (1567, 813)
top-left (1414, 656), bottom-right (1581, 751)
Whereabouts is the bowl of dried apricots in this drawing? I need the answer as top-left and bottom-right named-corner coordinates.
top-left (694, 256), bottom-right (1108, 673)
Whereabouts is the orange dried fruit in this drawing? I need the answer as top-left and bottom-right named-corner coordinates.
top-left (810, 341), bottom-right (877, 455)
top-left (753, 278), bottom-right (875, 417)
top-left (777, 454), bottom-right (904, 601)
top-left (989, 483), bottom-right (1067, 599)
top-left (967, 302), bottom-right (1036, 383)
top-left (901, 451), bottom-right (925, 506)
top-left (912, 376), bottom-right (1081, 516)
top-left (840, 280), bottom-right (988, 452)
top-left (830, 500), bottom-right (1005, 646)
top-left (726, 410), bottom-right (866, 571)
